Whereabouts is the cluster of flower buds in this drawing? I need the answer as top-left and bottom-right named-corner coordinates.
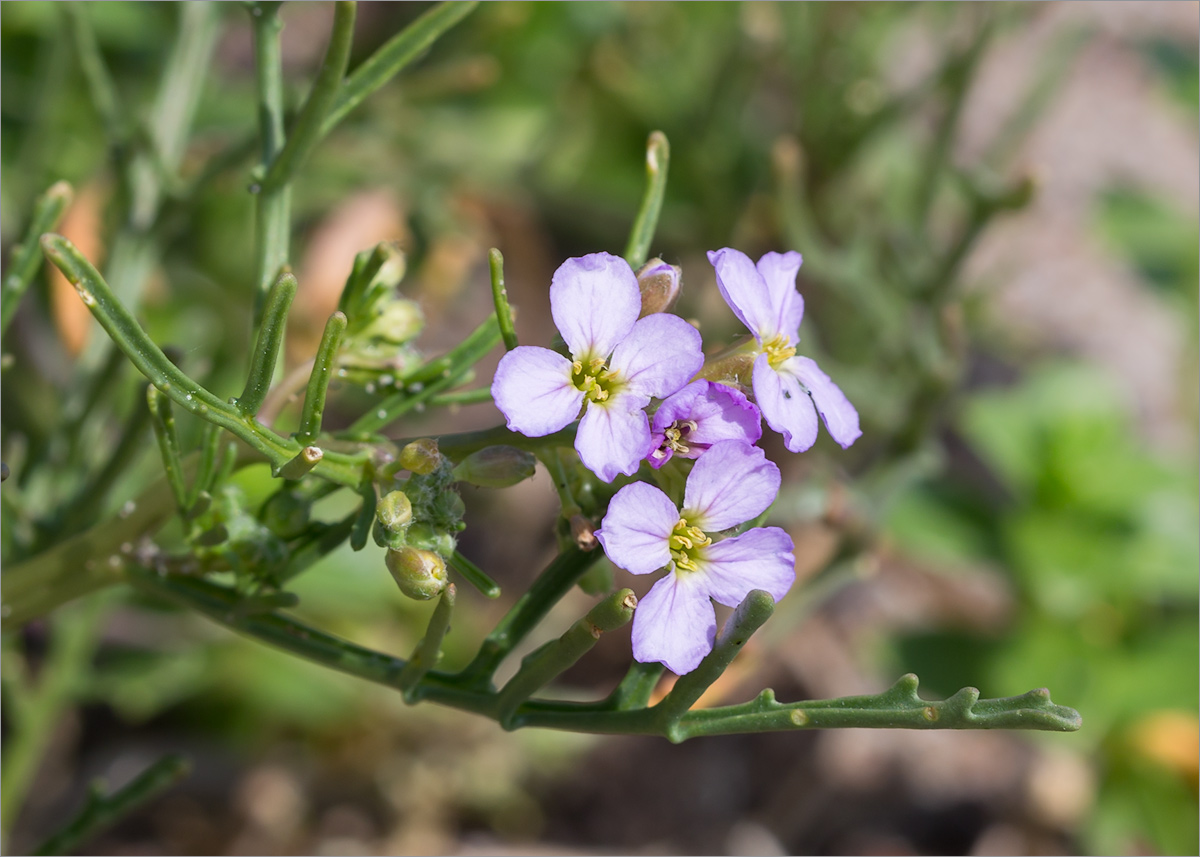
top-left (335, 242), bottom-right (425, 388)
top-left (378, 439), bottom-right (536, 600)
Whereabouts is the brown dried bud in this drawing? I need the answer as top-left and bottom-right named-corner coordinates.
top-left (635, 258), bottom-right (682, 317)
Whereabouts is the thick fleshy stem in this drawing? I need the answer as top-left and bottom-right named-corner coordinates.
top-left (40, 235), bottom-right (369, 488)
top-left (249, 1), bottom-right (290, 321)
top-left (295, 311), bottom-right (347, 444)
top-left (601, 660), bottom-right (667, 711)
top-left (455, 546), bottom-right (601, 688)
top-left (349, 484), bottom-right (376, 551)
top-left (398, 583), bottom-right (457, 702)
top-left (260, 2), bottom-right (357, 194)
top-left (623, 131), bottom-right (669, 270)
top-left (146, 386), bottom-right (187, 514)
top-left (238, 272), bottom-right (297, 417)
top-left (118, 567), bottom-right (1082, 739)
top-left (319, 2), bottom-right (480, 136)
top-left (0, 181), bottom-right (71, 337)
top-left (31, 755), bottom-right (189, 857)
top-left (653, 590), bottom-right (775, 739)
top-left (488, 248), bottom-right (518, 350)
top-left (496, 589), bottom-right (637, 727)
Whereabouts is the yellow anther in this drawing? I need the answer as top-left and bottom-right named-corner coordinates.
top-left (571, 355), bottom-right (622, 404)
top-left (762, 333), bottom-right (797, 369)
top-left (668, 518), bottom-right (711, 574)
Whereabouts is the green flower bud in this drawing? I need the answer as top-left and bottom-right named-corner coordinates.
top-left (376, 490), bottom-right (413, 533)
top-left (635, 258), bottom-right (682, 317)
top-left (405, 522), bottom-right (457, 556)
top-left (452, 446), bottom-right (537, 488)
top-left (399, 438), bottom-right (442, 475)
top-left (361, 299), bottom-right (424, 345)
top-left (386, 547), bottom-right (448, 600)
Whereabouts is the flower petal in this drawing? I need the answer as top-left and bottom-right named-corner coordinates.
top-left (595, 482), bottom-right (678, 575)
top-left (631, 572), bottom-right (716, 675)
top-left (791, 356), bottom-right (862, 448)
top-left (491, 346), bottom-right (583, 437)
top-left (707, 247), bottom-right (775, 341)
top-left (755, 251), bottom-right (805, 341)
top-left (752, 352), bottom-right (818, 453)
top-left (683, 381), bottom-right (762, 448)
top-left (682, 439), bottom-right (781, 532)
top-left (575, 397), bottom-right (653, 483)
top-left (550, 253), bottom-right (640, 360)
top-left (609, 313), bottom-right (704, 399)
top-left (698, 527), bottom-right (795, 607)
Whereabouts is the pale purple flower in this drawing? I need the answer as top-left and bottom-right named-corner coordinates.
top-left (596, 440), bottom-right (795, 674)
top-left (492, 252), bottom-right (704, 482)
top-left (646, 380), bottom-right (762, 468)
top-left (707, 248), bottom-right (861, 453)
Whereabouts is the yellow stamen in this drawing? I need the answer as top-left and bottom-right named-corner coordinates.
top-left (762, 333), bottom-right (796, 369)
top-left (669, 518), bottom-right (711, 574)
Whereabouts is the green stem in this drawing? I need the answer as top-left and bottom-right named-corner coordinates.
top-left (623, 131), bottom-right (669, 269)
top-left (238, 272), bottom-right (297, 416)
top-left (456, 546), bottom-right (600, 687)
top-left (398, 583), bottom-right (456, 702)
top-left (488, 248), bottom-right (518, 350)
top-left (32, 755), bottom-right (190, 857)
top-left (250, 1), bottom-right (291, 320)
top-left (602, 660), bottom-right (665, 711)
top-left (495, 589), bottom-right (636, 727)
top-left (347, 315), bottom-right (500, 435)
top-left (119, 568), bottom-right (1082, 737)
top-left (320, 1), bottom-right (480, 136)
top-left (261, 1), bottom-right (357, 193)
top-left (40, 235), bottom-right (368, 488)
top-left (62, 3), bottom-right (124, 145)
top-left (146, 386), bottom-right (187, 513)
top-left (1, 597), bottom-right (112, 844)
top-left (447, 550), bottom-right (500, 599)
top-left (0, 181), bottom-right (72, 338)
top-left (653, 590), bottom-right (775, 738)
top-left (295, 311), bottom-right (347, 444)
top-left (427, 387), bottom-right (492, 406)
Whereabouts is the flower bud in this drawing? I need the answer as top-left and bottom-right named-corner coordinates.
top-left (386, 547), bottom-right (448, 600)
top-left (405, 522), bottom-right (457, 557)
top-left (635, 258), bottom-right (682, 317)
top-left (361, 299), bottom-right (424, 345)
top-left (376, 490), bottom-right (413, 533)
top-left (399, 438), bottom-right (442, 475)
top-left (451, 445), bottom-right (537, 488)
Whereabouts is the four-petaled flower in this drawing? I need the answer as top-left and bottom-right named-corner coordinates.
top-left (646, 380), bottom-right (762, 469)
top-left (596, 440), bottom-right (795, 675)
top-left (708, 248), bottom-right (861, 452)
top-left (492, 252), bottom-right (704, 482)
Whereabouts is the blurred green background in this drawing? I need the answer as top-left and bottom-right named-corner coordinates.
top-left (2, 2), bottom-right (1196, 854)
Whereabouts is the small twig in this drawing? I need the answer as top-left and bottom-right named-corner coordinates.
top-left (32, 755), bottom-right (190, 856)
top-left (623, 131), bottom-right (670, 269)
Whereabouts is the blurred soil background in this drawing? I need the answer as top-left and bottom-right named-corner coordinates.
top-left (1, 2), bottom-right (1197, 855)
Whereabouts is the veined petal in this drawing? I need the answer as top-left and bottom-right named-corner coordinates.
top-left (755, 251), bottom-right (805, 341)
top-left (609, 313), bottom-right (704, 399)
top-left (491, 346), bottom-right (582, 437)
top-left (682, 440), bottom-right (780, 532)
top-left (631, 572), bottom-right (716, 675)
top-left (791, 356), bottom-right (862, 448)
top-left (708, 247), bottom-right (775, 341)
top-left (651, 381), bottom-right (703, 433)
top-left (595, 482), bottom-right (678, 575)
top-left (576, 398), bottom-right (653, 483)
top-left (698, 527), bottom-right (795, 607)
top-left (550, 253), bottom-right (640, 360)
top-left (684, 381), bottom-right (762, 447)
top-left (753, 352), bottom-right (818, 453)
